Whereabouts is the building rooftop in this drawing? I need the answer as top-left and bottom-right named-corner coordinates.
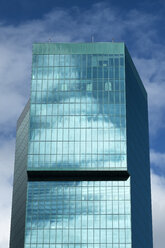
top-left (33, 42), bottom-right (125, 54)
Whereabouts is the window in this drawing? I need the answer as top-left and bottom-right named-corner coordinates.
top-left (105, 81), bottom-right (112, 91)
top-left (86, 83), bottom-right (93, 91)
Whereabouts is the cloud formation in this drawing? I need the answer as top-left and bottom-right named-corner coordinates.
top-left (150, 149), bottom-right (165, 170)
top-left (0, 139), bottom-right (14, 248)
top-left (151, 172), bottom-right (165, 248)
top-left (0, 3), bottom-right (164, 248)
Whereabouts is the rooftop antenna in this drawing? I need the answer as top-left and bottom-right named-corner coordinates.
top-left (91, 35), bottom-right (94, 43)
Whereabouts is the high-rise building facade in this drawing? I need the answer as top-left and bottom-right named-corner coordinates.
top-left (10, 42), bottom-right (153, 248)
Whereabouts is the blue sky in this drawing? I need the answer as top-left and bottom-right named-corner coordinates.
top-left (0, 0), bottom-right (165, 247)
top-left (0, 0), bottom-right (164, 24)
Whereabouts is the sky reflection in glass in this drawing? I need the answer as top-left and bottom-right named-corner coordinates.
top-left (25, 180), bottom-right (131, 248)
top-left (28, 54), bottom-right (126, 170)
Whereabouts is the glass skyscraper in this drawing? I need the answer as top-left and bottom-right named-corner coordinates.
top-left (10, 42), bottom-right (153, 248)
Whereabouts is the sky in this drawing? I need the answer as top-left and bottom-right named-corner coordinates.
top-left (0, 0), bottom-right (165, 247)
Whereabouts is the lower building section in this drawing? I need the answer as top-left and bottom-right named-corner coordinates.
top-left (24, 179), bottom-right (131, 248)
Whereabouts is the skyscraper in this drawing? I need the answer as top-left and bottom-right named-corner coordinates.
top-left (10, 42), bottom-right (153, 248)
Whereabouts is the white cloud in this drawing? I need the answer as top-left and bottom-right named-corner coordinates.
top-left (150, 150), bottom-right (165, 170)
top-left (0, 139), bottom-right (15, 248)
top-left (151, 171), bottom-right (165, 248)
top-left (0, 3), bottom-right (164, 248)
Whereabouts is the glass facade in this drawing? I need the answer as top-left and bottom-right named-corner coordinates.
top-left (28, 45), bottom-right (126, 171)
top-left (125, 48), bottom-right (153, 247)
top-left (10, 43), bottom-right (153, 248)
top-left (25, 180), bottom-right (131, 248)
top-left (10, 101), bottom-right (30, 248)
